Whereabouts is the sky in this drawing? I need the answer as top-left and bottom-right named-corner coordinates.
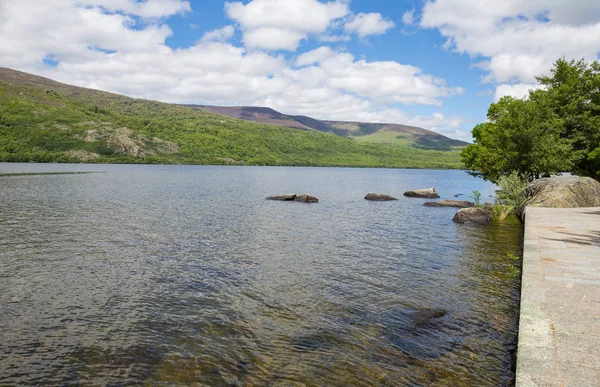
top-left (1, 0), bottom-right (600, 141)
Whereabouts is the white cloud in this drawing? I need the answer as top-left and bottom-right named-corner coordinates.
top-left (225, 0), bottom-right (349, 51)
top-left (295, 46), bottom-right (335, 67)
top-left (401, 9), bottom-right (415, 26)
top-left (201, 26), bottom-right (235, 42)
top-left (420, 0), bottom-right (600, 93)
top-left (344, 13), bottom-right (395, 38)
top-left (493, 83), bottom-right (545, 102)
top-left (0, 0), bottom-right (464, 136)
top-left (288, 48), bottom-right (464, 105)
top-left (74, 0), bottom-right (191, 18)
top-left (318, 34), bottom-right (351, 42)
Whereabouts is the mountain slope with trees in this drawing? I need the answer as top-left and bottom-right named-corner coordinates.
top-left (0, 68), bottom-right (463, 168)
top-left (192, 104), bottom-right (467, 151)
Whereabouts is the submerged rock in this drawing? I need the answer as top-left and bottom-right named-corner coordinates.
top-left (266, 193), bottom-right (297, 201)
top-left (518, 176), bottom-right (600, 219)
top-left (423, 200), bottom-right (474, 208)
top-left (404, 188), bottom-right (440, 199)
top-left (292, 331), bottom-right (336, 351)
top-left (295, 194), bottom-right (319, 203)
top-left (452, 207), bottom-right (493, 225)
top-left (381, 308), bottom-right (458, 359)
top-left (365, 193), bottom-right (397, 201)
top-left (411, 309), bottom-right (447, 327)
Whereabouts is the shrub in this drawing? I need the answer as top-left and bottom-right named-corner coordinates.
top-left (496, 171), bottom-right (528, 212)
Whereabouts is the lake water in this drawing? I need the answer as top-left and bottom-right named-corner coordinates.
top-left (0, 163), bottom-right (523, 386)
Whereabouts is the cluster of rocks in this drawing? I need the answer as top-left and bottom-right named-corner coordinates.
top-left (266, 176), bottom-right (600, 225)
top-left (364, 187), bottom-right (441, 201)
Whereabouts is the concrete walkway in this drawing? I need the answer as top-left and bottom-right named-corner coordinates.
top-left (517, 207), bottom-right (600, 386)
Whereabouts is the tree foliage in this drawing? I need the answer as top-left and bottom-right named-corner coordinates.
top-left (463, 58), bottom-right (600, 182)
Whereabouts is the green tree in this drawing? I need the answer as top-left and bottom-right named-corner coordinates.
top-left (462, 96), bottom-right (572, 183)
top-left (463, 58), bottom-right (600, 182)
top-left (534, 59), bottom-right (600, 178)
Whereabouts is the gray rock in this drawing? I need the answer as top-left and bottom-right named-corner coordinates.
top-left (365, 193), bottom-right (397, 201)
top-left (423, 200), bottom-right (474, 208)
top-left (518, 176), bottom-right (600, 219)
top-left (266, 193), bottom-right (296, 201)
top-left (295, 194), bottom-right (319, 203)
top-left (452, 207), bottom-right (493, 225)
top-left (404, 187), bottom-right (440, 199)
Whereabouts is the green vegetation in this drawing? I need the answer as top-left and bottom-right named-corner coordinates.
top-left (469, 190), bottom-right (482, 207)
top-left (494, 171), bottom-right (528, 218)
top-left (198, 105), bottom-right (468, 150)
top-left (0, 69), bottom-right (463, 168)
top-left (506, 253), bottom-right (522, 279)
top-left (462, 58), bottom-right (600, 182)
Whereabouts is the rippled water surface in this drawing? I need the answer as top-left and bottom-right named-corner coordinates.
top-left (0, 163), bottom-right (523, 386)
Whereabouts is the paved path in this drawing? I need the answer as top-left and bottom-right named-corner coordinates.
top-left (517, 207), bottom-right (600, 386)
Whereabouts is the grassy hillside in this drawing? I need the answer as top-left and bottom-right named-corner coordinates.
top-left (0, 68), bottom-right (463, 168)
top-left (193, 105), bottom-right (468, 150)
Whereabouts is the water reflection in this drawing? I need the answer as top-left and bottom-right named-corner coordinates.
top-left (0, 164), bottom-right (522, 386)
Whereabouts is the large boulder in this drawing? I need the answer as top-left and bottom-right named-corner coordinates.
top-left (365, 193), bottom-right (397, 201)
top-left (518, 176), bottom-right (600, 219)
top-left (266, 193), bottom-right (296, 201)
top-left (404, 188), bottom-right (440, 199)
top-left (423, 200), bottom-right (474, 208)
top-left (295, 194), bottom-right (319, 203)
top-left (452, 207), bottom-right (493, 225)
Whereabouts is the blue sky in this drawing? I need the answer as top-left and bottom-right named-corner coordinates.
top-left (1, 0), bottom-right (599, 140)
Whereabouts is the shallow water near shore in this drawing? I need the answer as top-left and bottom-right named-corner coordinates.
top-left (0, 163), bottom-right (523, 386)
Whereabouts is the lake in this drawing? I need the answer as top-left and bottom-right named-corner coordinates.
top-left (0, 163), bottom-right (523, 386)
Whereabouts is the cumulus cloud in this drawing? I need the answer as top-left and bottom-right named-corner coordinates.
top-left (85, 0), bottom-right (191, 18)
top-left (289, 47), bottom-right (464, 105)
top-left (344, 12), bottom-right (395, 37)
top-left (0, 0), bottom-right (464, 135)
top-left (401, 9), bottom-right (415, 26)
top-left (225, 0), bottom-right (349, 51)
top-left (420, 0), bottom-right (600, 96)
top-left (493, 83), bottom-right (545, 102)
top-left (200, 25), bottom-right (235, 42)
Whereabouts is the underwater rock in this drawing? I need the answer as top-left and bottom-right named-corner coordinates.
top-left (380, 308), bottom-right (458, 359)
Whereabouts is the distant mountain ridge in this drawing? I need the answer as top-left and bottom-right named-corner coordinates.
top-left (186, 105), bottom-right (468, 151)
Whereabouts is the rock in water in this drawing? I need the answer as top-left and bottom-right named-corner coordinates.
top-left (266, 193), bottom-right (296, 201)
top-left (295, 194), bottom-right (319, 203)
top-left (364, 193), bottom-right (398, 201)
top-left (403, 188), bottom-right (440, 198)
top-left (423, 200), bottom-right (474, 208)
top-left (381, 308), bottom-right (458, 359)
top-left (518, 176), bottom-right (600, 219)
top-left (452, 207), bottom-right (493, 225)
top-left (411, 309), bottom-right (447, 327)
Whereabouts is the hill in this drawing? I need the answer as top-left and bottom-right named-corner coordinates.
top-left (0, 67), bottom-right (463, 168)
top-left (190, 105), bottom-right (467, 151)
